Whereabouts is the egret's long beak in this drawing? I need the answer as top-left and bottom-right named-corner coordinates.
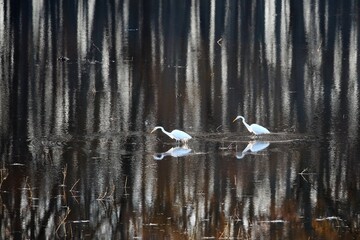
top-left (232, 117), bottom-right (238, 123)
top-left (151, 129), bottom-right (156, 133)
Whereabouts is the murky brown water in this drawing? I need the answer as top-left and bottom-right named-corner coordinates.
top-left (1, 0), bottom-right (360, 239)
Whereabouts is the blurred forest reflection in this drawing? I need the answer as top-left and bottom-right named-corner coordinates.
top-left (1, 0), bottom-right (360, 239)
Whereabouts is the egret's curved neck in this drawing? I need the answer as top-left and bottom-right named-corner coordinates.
top-left (158, 127), bottom-right (174, 139)
top-left (241, 117), bottom-right (252, 132)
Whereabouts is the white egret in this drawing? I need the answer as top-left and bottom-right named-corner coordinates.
top-left (233, 115), bottom-right (270, 135)
top-left (151, 126), bottom-right (192, 144)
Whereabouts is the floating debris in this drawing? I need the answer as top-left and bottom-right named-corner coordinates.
top-left (58, 56), bottom-right (70, 62)
top-left (10, 163), bottom-right (25, 166)
top-left (143, 223), bottom-right (159, 226)
top-left (71, 220), bottom-right (90, 224)
top-left (258, 220), bottom-right (287, 223)
top-left (316, 216), bottom-right (344, 222)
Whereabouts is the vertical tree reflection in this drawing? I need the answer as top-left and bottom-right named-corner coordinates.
top-left (0, 0), bottom-right (360, 239)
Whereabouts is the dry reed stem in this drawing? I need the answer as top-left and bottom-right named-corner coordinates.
top-left (0, 166), bottom-right (9, 190)
top-left (56, 206), bottom-right (71, 234)
top-left (70, 179), bottom-right (80, 192)
top-left (24, 177), bottom-right (35, 206)
top-left (97, 187), bottom-right (108, 200)
top-left (62, 164), bottom-right (67, 186)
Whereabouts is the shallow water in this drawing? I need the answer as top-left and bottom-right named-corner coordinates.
top-left (1, 0), bottom-right (360, 239)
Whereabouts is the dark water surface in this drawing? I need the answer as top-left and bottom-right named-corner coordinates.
top-left (1, 0), bottom-right (360, 239)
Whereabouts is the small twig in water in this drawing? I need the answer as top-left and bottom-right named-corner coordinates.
top-left (299, 168), bottom-right (309, 182)
top-left (227, 142), bottom-right (235, 149)
top-left (97, 187), bottom-right (108, 201)
top-left (25, 177), bottom-right (35, 205)
top-left (108, 182), bottom-right (115, 198)
top-left (124, 176), bottom-right (130, 196)
top-left (124, 176), bottom-right (128, 189)
top-left (92, 42), bottom-right (102, 56)
top-left (0, 166), bottom-right (9, 190)
top-left (56, 207), bottom-right (71, 234)
top-left (70, 179), bottom-right (80, 192)
top-left (61, 164), bottom-right (67, 187)
top-left (218, 222), bottom-right (227, 239)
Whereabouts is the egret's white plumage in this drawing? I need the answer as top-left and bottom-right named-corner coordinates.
top-left (233, 115), bottom-right (270, 135)
top-left (151, 126), bottom-right (192, 143)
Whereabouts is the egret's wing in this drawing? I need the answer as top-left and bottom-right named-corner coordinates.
top-left (251, 124), bottom-right (270, 134)
top-left (171, 129), bottom-right (192, 139)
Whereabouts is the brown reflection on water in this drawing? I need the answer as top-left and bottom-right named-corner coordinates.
top-left (1, 0), bottom-right (360, 239)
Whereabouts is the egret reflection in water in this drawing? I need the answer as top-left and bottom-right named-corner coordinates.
top-left (153, 146), bottom-right (192, 160)
top-left (236, 141), bottom-right (270, 159)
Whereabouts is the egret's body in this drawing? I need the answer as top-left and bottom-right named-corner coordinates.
top-left (151, 126), bottom-right (192, 143)
top-left (233, 115), bottom-right (270, 135)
